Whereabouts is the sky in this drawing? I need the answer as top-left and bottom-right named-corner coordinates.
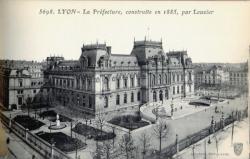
top-left (1, 1), bottom-right (250, 63)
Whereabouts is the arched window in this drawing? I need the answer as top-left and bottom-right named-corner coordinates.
top-left (124, 93), bottom-right (127, 104)
top-left (153, 91), bottom-right (157, 102)
top-left (177, 86), bottom-right (179, 94)
top-left (152, 74), bottom-right (156, 86)
top-left (165, 74), bottom-right (168, 84)
top-left (104, 96), bottom-right (108, 108)
top-left (131, 92), bottom-right (134, 102)
top-left (159, 74), bottom-right (162, 85)
top-left (116, 94), bottom-right (120, 105)
top-left (173, 86), bottom-right (175, 95)
top-left (103, 77), bottom-right (109, 91)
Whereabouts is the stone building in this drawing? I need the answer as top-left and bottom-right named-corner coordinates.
top-left (194, 65), bottom-right (229, 89)
top-left (45, 39), bottom-right (194, 116)
top-left (228, 62), bottom-right (248, 90)
top-left (0, 60), bottom-right (45, 110)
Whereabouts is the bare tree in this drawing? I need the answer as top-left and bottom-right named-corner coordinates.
top-left (95, 111), bottom-right (106, 140)
top-left (138, 132), bottom-right (151, 159)
top-left (153, 119), bottom-right (169, 156)
top-left (119, 133), bottom-right (136, 159)
top-left (46, 91), bottom-right (53, 110)
top-left (213, 131), bottom-right (223, 157)
top-left (39, 93), bottom-right (45, 115)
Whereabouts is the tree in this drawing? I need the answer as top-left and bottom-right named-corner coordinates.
top-left (95, 111), bottom-right (106, 140)
top-left (26, 96), bottom-right (32, 116)
top-left (46, 91), bottom-right (53, 110)
top-left (119, 133), bottom-right (136, 159)
top-left (139, 132), bottom-right (151, 159)
top-left (213, 131), bottom-right (223, 157)
top-left (153, 119), bottom-right (169, 156)
top-left (33, 96), bottom-right (39, 119)
top-left (39, 93), bottom-right (45, 115)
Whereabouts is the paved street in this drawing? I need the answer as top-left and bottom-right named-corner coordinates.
top-left (173, 118), bottom-right (249, 159)
top-left (132, 95), bottom-right (248, 152)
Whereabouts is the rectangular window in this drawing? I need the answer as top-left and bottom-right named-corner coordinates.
top-left (116, 95), bottom-right (120, 105)
top-left (116, 79), bottom-right (120, 89)
top-left (33, 89), bottom-right (36, 93)
top-left (124, 94), bottom-right (127, 103)
top-left (131, 93), bottom-right (134, 102)
top-left (18, 97), bottom-right (23, 105)
top-left (173, 87), bottom-right (175, 95)
top-left (131, 77), bottom-right (134, 87)
top-left (137, 92), bottom-right (141, 101)
top-left (18, 80), bottom-right (23, 87)
top-left (124, 79), bottom-right (127, 88)
top-left (137, 78), bottom-right (140, 87)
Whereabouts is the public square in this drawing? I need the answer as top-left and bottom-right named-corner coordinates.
top-left (1, 92), bottom-right (248, 159)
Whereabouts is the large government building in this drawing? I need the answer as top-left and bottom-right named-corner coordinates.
top-left (44, 39), bottom-right (194, 116)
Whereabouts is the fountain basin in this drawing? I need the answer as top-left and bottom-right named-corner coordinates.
top-left (49, 123), bottom-right (67, 130)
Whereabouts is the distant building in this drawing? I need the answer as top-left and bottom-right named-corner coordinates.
top-left (228, 62), bottom-right (248, 90)
top-left (0, 60), bottom-right (45, 110)
top-left (45, 39), bottom-right (195, 116)
top-left (194, 65), bottom-right (229, 88)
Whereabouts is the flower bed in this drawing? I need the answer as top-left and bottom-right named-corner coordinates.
top-left (72, 123), bottom-right (116, 141)
top-left (108, 115), bottom-right (149, 130)
top-left (36, 132), bottom-right (86, 152)
top-left (13, 115), bottom-right (45, 130)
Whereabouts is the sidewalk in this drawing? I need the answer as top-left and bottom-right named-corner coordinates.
top-left (173, 119), bottom-right (249, 159)
top-left (1, 122), bottom-right (44, 159)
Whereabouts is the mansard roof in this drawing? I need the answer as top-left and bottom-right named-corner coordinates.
top-left (109, 54), bottom-right (138, 66)
top-left (131, 40), bottom-right (164, 63)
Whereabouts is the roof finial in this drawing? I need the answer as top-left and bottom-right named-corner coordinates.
top-left (147, 27), bottom-right (150, 40)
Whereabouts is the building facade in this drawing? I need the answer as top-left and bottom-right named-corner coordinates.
top-left (0, 60), bottom-right (45, 110)
top-left (229, 62), bottom-right (248, 90)
top-left (45, 40), bottom-right (194, 116)
top-left (194, 65), bottom-right (229, 89)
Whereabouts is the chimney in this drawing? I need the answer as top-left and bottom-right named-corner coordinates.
top-left (107, 46), bottom-right (111, 54)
